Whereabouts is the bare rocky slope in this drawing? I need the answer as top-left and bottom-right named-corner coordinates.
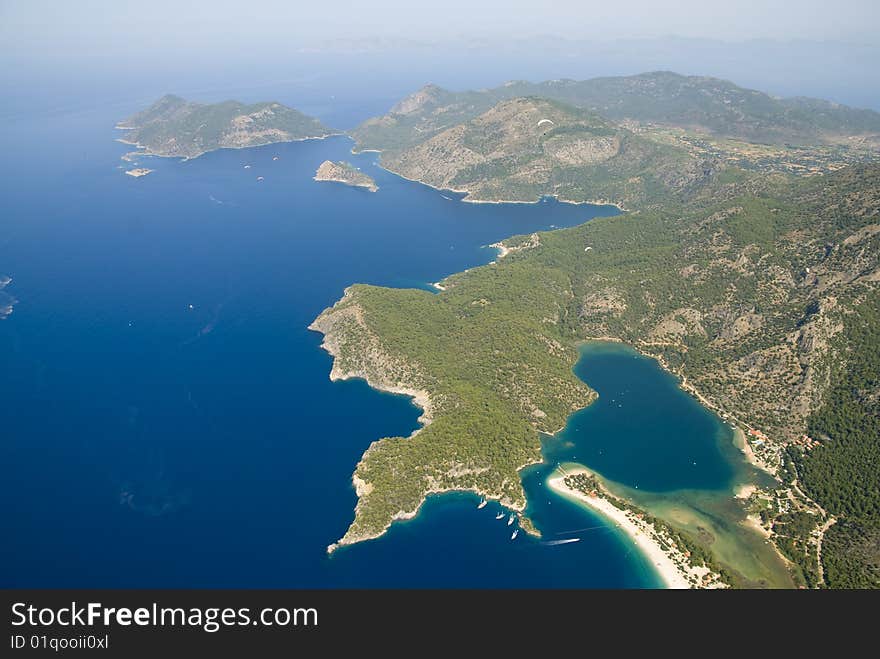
top-left (358, 95), bottom-right (713, 208)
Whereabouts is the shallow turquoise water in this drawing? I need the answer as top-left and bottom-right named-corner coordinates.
top-left (518, 342), bottom-right (740, 586)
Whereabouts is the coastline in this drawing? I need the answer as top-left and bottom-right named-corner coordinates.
top-left (489, 241), bottom-right (510, 259)
top-left (582, 338), bottom-right (777, 488)
top-left (310, 293), bottom-right (777, 571)
top-left (313, 175), bottom-right (378, 192)
top-left (554, 340), bottom-right (795, 586)
top-left (462, 195), bottom-right (625, 211)
top-left (313, 335), bottom-right (540, 554)
top-left (489, 233), bottom-right (542, 261)
top-left (308, 287), bottom-right (435, 428)
top-left (631, 341), bottom-right (779, 476)
top-left (326, 483), bottom-right (535, 555)
top-left (114, 129), bottom-right (343, 161)
top-left (309, 291), bottom-right (544, 553)
top-left (315, 335), bottom-right (435, 429)
top-left (302, 178), bottom-right (771, 569)
top-left (355, 147), bottom-right (625, 210)
top-left (573, 338), bottom-right (782, 493)
top-left (547, 466), bottom-right (713, 589)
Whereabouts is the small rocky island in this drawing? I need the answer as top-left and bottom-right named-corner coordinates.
top-left (124, 168), bottom-right (153, 178)
top-left (314, 160), bottom-right (378, 192)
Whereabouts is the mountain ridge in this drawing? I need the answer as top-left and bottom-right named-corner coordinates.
top-left (358, 94), bottom-right (715, 207)
top-left (356, 71), bottom-right (880, 149)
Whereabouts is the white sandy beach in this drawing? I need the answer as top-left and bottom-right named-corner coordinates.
top-left (547, 467), bottom-right (696, 588)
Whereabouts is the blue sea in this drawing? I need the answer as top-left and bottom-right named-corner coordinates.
top-left (0, 81), bottom-right (742, 588)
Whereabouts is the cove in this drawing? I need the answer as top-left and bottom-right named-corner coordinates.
top-left (543, 341), bottom-right (738, 493)
top-left (528, 342), bottom-right (794, 587)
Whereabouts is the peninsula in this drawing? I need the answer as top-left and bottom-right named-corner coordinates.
top-left (312, 135), bottom-right (880, 587)
top-left (314, 160), bottom-right (378, 192)
top-left (117, 94), bottom-right (336, 159)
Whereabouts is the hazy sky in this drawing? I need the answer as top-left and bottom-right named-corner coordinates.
top-left (2, 0), bottom-right (878, 58)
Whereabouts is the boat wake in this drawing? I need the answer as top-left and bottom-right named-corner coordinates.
top-left (542, 538), bottom-right (581, 546)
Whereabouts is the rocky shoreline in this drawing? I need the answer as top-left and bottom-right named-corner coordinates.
top-left (314, 160), bottom-right (378, 192)
top-left (309, 288), bottom-right (539, 553)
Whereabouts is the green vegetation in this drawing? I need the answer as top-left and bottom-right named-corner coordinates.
top-left (312, 268), bottom-right (595, 545)
top-left (520, 72), bottom-right (880, 144)
top-left (118, 95), bottom-right (334, 159)
top-left (821, 520), bottom-right (880, 588)
top-left (313, 163), bottom-right (880, 586)
top-left (355, 72), bottom-right (880, 151)
top-left (355, 95), bottom-right (711, 208)
top-left (771, 510), bottom-right (822, 587)
top-left (792, 292), bottom-right (880, 587)
top-left (800, 295), bottom-right (880, 520)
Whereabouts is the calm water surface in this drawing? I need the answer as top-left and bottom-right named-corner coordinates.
top-left (0, 90), bottom-right (746, 588)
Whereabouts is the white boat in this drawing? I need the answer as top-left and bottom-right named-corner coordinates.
top-left (511, 530), bottom-right (519, 540)
top-left (495, 512), bottom-right (505, 520)
top-left (543, 538), bottom-right (580, 546)
top-left (507, 514), bottom-right (515, 526)
top-left (477, 499), bottom-right (487, 509)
